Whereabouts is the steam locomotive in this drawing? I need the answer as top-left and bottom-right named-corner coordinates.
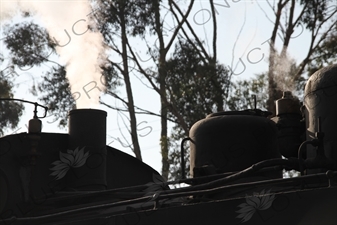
top-left (0, 65), bottom-right (336, 225)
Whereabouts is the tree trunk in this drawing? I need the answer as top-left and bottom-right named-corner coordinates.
top-left (267, 0), bottom-right (288, 116)
top-left (153, 0), bottom-right (169, 180)
top-left (120, 12), bottom-right (142, 161)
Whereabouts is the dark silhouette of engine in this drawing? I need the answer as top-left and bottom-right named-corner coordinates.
top-left (0, 65), bottom-right (337, 225)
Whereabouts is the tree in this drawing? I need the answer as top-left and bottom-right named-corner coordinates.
top-left (164, 39), bottom-right (230, 179)
top-left (2, 20), bottom-right (74, 127)
top-left (38, 66), bottom-right (75, 127)
top-left (126, 0), bottom-right (227, 180)
top-left (2, 22), bottom-right (54, 69)
top-left (307, 25), bottom-right (337, 74)
top-left (87, 0), bottom-right (216, 180)
top-left (226, 55), bottom-right (306, 114)
top-left (0, 57), bottom-right (24, 135)
top-left (262, 0), bottom-right (337, 114)
top-left (90, 0), bottom-right (160, 161)
top-left (120, 0), bottom-right (202, 180)
top-left (226, 73), bottom-right (268, 111)
top-left (1, 21), bottom-right (72, 126)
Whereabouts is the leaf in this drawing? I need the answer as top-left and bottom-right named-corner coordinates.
top-left (51, 160), bottom-right (63, 166)
top-left (83, 151), bottom-right (90, 159)
top-left (74, 156), bottom-right (87, 168)
top-left (241, 209), bottom-right (255, 223)
top-left (74, 147), bottom-right (79, 155)
top-left (73, 148), bottom-right (90, 168)
top-left (246, 195), bottom-right (260, 208)
top-left (260, 194), bottom-right (276, 210)
top-left (50, 170), bottom-right (61, 176)
top-left (236, 204), bottom-right (256, 223)
top-left (260, 199), bottom-right (274, 210)
top-left (59, 151), bottom-right (74, 165)
top-left (236, 205), bottom-right (255, 214)
top-left (74, 147), bottom-right (84, 166)
top-left (49, 166), bottom-right (69, 180)
top-left (236, 189), bottom-right (276, 223)
top-left (54, 167), bottom-right (70, 180)
top-left (238, 203), bottom-right (249, 208)
top-left (67, 149), bottom-right (74, 155)
top-left (50, 162), bottom-right (69, 171)
top-left (251, 189), bottom-right (276, 210)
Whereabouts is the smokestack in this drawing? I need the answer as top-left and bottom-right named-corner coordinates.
top-left (67, 109), bottom-right (107, 190)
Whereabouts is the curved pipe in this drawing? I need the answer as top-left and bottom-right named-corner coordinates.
top-left (298, 140), bottom-right (319, 175)
top-left (180, 137), bottom-right (191, 179)
top-left (0, 98), bottom-right (48, 118)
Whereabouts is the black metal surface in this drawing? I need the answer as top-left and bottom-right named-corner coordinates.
top-left (304, 64), bottom-right (337, 174)
top-left (68, 109), bottom-right (107, 149)
top-left (189, 112), bottom-right (281, 178)
top-left (67, 109), bottom-right (107, 190)
top-left (275, 91), bottom-right (301, 116)
top-left (271, 114), bottom-right (305, 158)
top-left (0, 133), bottom-right (163, 220)
top-left (1, 173), bottom-right (336, 225)
top-left (3, 64), bottom-right (337, 225)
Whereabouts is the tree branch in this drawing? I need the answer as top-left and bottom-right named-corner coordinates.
top-left (126, 40), bottom-right (189, 133)
top-left (169, 5), bottom-right (208, 64)
top-left (293, 20), bottom-right (337, 80)
top-left (165, 0), bottom-right (195, 53)
top-left (170, 0), bottom-right (211, 62)
top-left (210, 0), bottom-right (217, 61)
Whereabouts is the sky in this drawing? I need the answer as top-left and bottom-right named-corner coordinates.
top-left (0, 0), bottom-right (330, 175)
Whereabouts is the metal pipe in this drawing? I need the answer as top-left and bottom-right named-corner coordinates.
top-left (180, 137), bottom-right (190, 179)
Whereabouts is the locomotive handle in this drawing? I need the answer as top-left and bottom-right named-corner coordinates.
top-left (0, 98), bottom-right (48, 118)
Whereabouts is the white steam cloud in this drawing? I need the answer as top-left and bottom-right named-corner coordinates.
top-left (1, 0), bottom-right (106, 108)
top-left (272, 52), bottom-right (296, 93)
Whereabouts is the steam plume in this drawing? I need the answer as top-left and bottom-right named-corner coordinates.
top-left (272, 51), bottom-right (296, 93)
top-left (1, 0), bottom-right (106, 108)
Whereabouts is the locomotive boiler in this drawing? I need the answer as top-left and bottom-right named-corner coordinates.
top-left (0, 65), bottom-right (337, 225)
